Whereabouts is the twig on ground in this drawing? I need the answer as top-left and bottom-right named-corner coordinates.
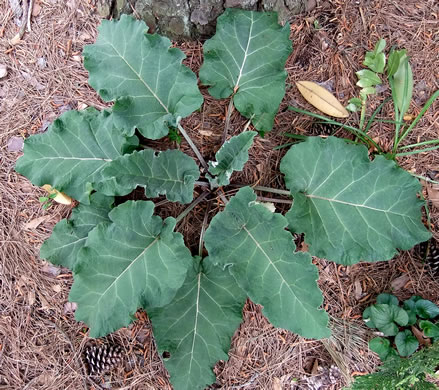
top-left (177, 121), bottom-right (209, 172)
top-left (222, 98), bottom-right (235, 144)
top-left (9, 0), bottom-right (29, 45)
top-left (27, 0), bottom-right (34, 32)
top-left (256, 196), bottom-right (292, 204)
top-left (198, 201), bottom-right (211, 257)
top-left (175, 191), bottom-right (209, 225)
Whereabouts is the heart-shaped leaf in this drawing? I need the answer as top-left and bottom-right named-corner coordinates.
top-left (370, 304), bottom-right (409, 336)
top-left (369, 337), bottom-right (395, 361)
top-left (376, 293), bottom-right (399, 306)
top-left (419, 320), bottom-right (439, 338)
top-left (395, 329), bottom-right (419, 356)
top-left (415, 300), bottom-right (439, 319)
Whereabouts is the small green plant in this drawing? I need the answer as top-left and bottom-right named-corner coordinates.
top-left (363, 293), bottom-right (439, 360)
top-left (39, 192), bottom-right (58, 209)
top-left (346, 341), bottom-right (439, 390)
top-left (289, 39), bottom-right (439, 160)
top-left (14, 11), bottom-right (432, 390)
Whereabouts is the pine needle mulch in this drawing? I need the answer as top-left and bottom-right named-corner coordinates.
top-left (0, 0), bottom-right (438, 389)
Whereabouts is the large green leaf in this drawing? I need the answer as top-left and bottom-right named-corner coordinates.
top-left (208, 131), bottom-right (257, 187)
top-left (395, 330), bottom-right (419, 357)
top-left (95, 148), bottom-right (199, 204)
top-left (204, 186), bottom-right (330, 339)
top-left (281, 136), bottom-right (431, 265)
top-left (40, 193), bottom-right (114, 270)
top-left (149, 257), bottom-right (245, 390)
top-left (15, 109), bottom-right (138, 204)
top-left (70, 201), bottom-right (192, 337)
top-left (83, 15), bottom-right (203, 139)
top-left (199, 9), bottom-right (292, 132)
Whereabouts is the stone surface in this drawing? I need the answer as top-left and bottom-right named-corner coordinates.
top-left (94, 0), bottom-right (307, 39)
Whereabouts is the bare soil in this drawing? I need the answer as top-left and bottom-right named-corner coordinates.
top-left (1, 0), bottom-right (438, 389)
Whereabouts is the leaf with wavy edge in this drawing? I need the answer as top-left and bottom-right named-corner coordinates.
top-left (281, 136), bottom-right (431, 265)
top-left (199, 9), bottom-right (292, 132)
top-left (204, 186), bottom-right (330, 339)
top-left (40, 193), bottom-right (114, 270)
top-left (15, 109), bottom-right (138, 204)
top-left (149, 257), bottom-right (245, 390)
top-left (70, 201), bottom-right (192, 338)
top-left (96, 149), bottom-right (199, 204)
top-left (84, 15), bottom-right (203, 139)
top-left (208, 131), bottom-right (257, 187)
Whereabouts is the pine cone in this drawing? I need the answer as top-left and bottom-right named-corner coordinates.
top-left (311, 121), bottom-right (340, 136)
top-left (84, 343), bottom-right (123, 375)
top-left (424, 238), bottom-right (439, 276)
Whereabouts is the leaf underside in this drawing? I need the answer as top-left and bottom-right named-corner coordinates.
top-left (40, 193), bottom-right (114, 270)
top-left (281, 136), bottom-right (431, 265)
top-left (84, 15), bottom-right (203, 139)
top-left (15, 109), bottom-right (138, 204)
top-left (70, 201), bottom-right (192, 338)
top-left (204, 186), bottom-right (330, 339)
top-left (208, 131), bottom-right (257, 187)
top-left (96, 148), bottom-right (200, 204)
top-left (149, 257), bottom-right (246, 390)
top-left (199, 9), bottom-right (292, 132)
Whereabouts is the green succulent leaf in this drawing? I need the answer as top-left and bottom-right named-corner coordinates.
top-left (40, 193), bottom-right (114, 270)
top-left (376, 293), bottom-right (399, 306)
top-left (149, 257), bottom-right (245, 390)
top-left (395, 330), bottom-right (419, 357)
top-left (208, 131), bottom-right (257, 187)
top-left (392, 54), bottom-right (413, 116)
top-left (95, 148), bottom-right (199, 204)
top-left (15, 109), bottom-right (138, 204)
top-left (199, 8), bottom-right (292, 132)
top-left (204, 186), bottom-right (330, 339)
top-left (363, 40), bottom-right (386, 74)
top-left (355, 69), bottom-right (381, 88)
top-left (281, 136), bottom-right (431, 265)
top-left (370, 304), bottom-right (409, 336)
top-left (415, 300), bottom-right (439, 319)
top-left (83, 15), bottom-right (203, 139)
top-left (387, 49), bottom-right (407, 78)
top-left (369, 337), bottom-right (394, 361)
top-left (419, 320), bottom-right (439, 338)
top-left (70, 201), bottom-right (192, 337)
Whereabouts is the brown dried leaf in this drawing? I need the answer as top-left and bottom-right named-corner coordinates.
top-left (391, 274), bottom-right (410, 291)
top-left (10, 33), bottom-right (22, 45)
top-left (32, 2), bottom-right (42, 16)
top-left (24, 215), bottom-right (49, 230)
top-left (296, 81), bottom-right (349, 118)
top-left (0, 64), bottom-right (7, 79)
top-left (427, 184), bottom-right (439, 208)
top-left (354, 279), bottom-right (362, 300)
top-left (273, 377), bottom-right (282, 390)
top-left (411, 325), bottom-right (431, 347)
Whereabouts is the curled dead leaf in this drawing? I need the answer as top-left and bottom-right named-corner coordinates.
top-left (296, 81), bottom-right (349, 118)
top-left (24, 215), bottom-right (49, 229)
top-left (42, 184), bottom-right (73, 205)
top-left (427, 184), bottom-right (439, 208)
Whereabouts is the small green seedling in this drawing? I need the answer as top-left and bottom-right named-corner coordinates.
top-left (39, 192), bottom-right (58, 210)
top-left (363, 293), bottom-right (439, 360)
top-left (288, 39), bottom-right (439, 160)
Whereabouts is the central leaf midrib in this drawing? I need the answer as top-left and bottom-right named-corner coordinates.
top-left (96, 236), bottom-right (159, 305)
top-left (187, 272), bottom-right (202, 377)
top-left (106, 40), bottom-right (170, 114)
top-left (234, 14), bottom-right (254, 89)
top-left (306, 193), bottom-right (409, 217)
top-left (242, 224), bottom-right (313, 316)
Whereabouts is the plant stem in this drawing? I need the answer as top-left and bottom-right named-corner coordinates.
top-left (257, 196), bottom-right (293, 204)
top-left (359, 98), bottom-right (367, 131)
top-left (410, 173), bottom-right (439, 185)
top-left (395, 145), bottom-right (439, 157)
top-left (177, 121), bottom-right (209, 172)
top-left (175, 191), bottom-right (209, 224)
top-left (198, 201), bottom-right (211, 257)
top-left (222, 98), bottom-right (235, 144)
top-left (229, 184), bottom-right (291, 196)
